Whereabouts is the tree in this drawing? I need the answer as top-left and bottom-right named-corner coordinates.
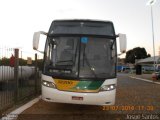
top-left (125, 47), bottom-right (150, 64)
top-left (0, 57), bottom-right (10, 66)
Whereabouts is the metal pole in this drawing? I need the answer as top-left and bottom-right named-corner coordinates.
top-left (14, 49), bottom-right (19, 103)
top-left (150, 5), bottom-right (156, 71)
top-left (21, 51), bottom-right (22, 79)
top-left (35, 53), bottom-right (38, 95)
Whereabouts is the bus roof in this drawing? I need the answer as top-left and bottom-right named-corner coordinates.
top-left (53, 19), bottom-right (113, 24)
top-left (48, 19), bottom-right (116, 37)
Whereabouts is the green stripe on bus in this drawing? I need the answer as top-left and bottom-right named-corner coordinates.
top-left (71, 80), bottom-right (104, 90)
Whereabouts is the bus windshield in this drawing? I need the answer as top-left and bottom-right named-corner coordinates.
top-left (44, 36), bottom-right (116, 79)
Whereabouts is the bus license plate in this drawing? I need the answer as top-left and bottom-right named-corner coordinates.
top-left (72, 96), bottom-right (83, 100)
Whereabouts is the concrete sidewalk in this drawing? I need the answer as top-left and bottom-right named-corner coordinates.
top-left (129, 73), bottom-right (160, 85)
top-left (130, 74), bottom-right (153, 80)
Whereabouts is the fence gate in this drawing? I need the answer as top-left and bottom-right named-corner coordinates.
top-left (0, 47), bottom-right (15, 115)
top-left (0, 47), bottom-right (41, 117)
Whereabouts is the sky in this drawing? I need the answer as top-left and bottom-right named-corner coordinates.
top-left (0, 0), bottom-right (160, 58)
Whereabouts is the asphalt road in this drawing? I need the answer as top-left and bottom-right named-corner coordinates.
top-left (16, 73), bottom-right (160, 120)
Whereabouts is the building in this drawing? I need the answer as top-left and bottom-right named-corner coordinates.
top-left (136, 56), bottom-right (160, 72)
top-left (136, 56), bottom-right (160, 65)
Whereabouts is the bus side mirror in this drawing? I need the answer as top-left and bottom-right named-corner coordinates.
top-left (119, 33), bottom-right (127, 53)
top-left (33, 31), bottom-right (47, 51)
top-left (33, 32), bottom-right (40, 50)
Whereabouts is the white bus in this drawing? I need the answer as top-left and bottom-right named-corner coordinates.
top-left (33, 19), bottom-right (126, 105)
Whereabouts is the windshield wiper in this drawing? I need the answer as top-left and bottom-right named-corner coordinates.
top-left (46, 65), bottom-right (72, 72)
top-left (84, 55), bottom-right (97, 78)
top-left (82, 44), bottom-right (97, 78)
top-left (56, 60), bottom-right (74, 66)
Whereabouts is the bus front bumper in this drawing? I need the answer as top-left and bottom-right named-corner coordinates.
top-left (42, 85), bottom-right (116, 106)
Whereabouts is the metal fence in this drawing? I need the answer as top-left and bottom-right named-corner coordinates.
top-left (0, 47), bottom-right (41, 116)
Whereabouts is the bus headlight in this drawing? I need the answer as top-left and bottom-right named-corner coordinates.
top-left (100, 84), bottom-right (116, 91)
top-left (42, 80), bottom-right (56, 88)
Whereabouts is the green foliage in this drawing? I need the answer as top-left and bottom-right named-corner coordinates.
top-left (0, 57), bottom-right (43, 70)
top-left (19, 58), bottom-right (27, 66)
top-left (125, 47), bottom-right (150, 64)
top-left (34, 59), bottom-right (44, 70)
top-left (0, 57), bottom-right (10, 66)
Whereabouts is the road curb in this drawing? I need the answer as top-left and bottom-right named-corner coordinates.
top-left (1, 96), bottom-right (41, 120)
top-left (129, 76), bottom-right (160, 85)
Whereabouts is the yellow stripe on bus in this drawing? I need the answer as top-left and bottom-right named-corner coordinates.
top-left (54, 79), bottom-right (79, 91)
top-left (54, 79), bottom-right (100, 92)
